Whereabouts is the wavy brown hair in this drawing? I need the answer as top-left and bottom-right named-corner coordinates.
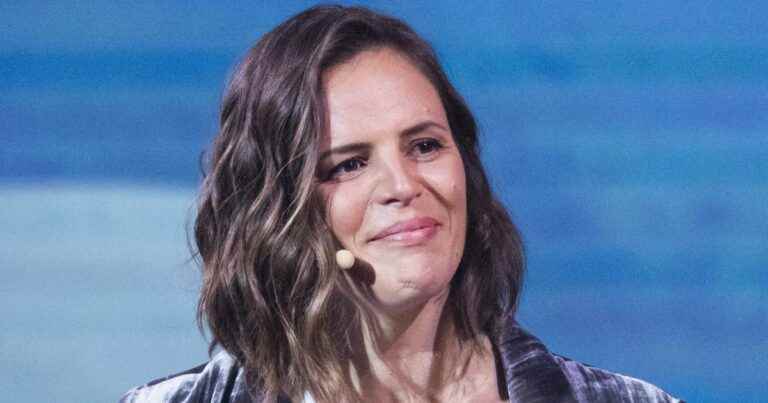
top-left (194, 4), bottom-right (524, 402)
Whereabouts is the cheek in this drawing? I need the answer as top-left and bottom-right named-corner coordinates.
top-left (424, 158), bottom-right (467, 212)
top-left (450, 159), bottom-right (468, 213)
top-left (449, 169), bottom-right (468, 243)
top-left (324, 184), bottom-right (369, 248)
top-left (427, 158), bottom-right (468, 260)
top-left (449, 168), bottom-right (467, 209)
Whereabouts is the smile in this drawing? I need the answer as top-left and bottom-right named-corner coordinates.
top-left (369, 217), bottom-right (441, 245)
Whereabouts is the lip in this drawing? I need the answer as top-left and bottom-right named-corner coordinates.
top-left (369, 217), bottom-right (441, 244)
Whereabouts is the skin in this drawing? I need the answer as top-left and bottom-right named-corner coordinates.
top-left (318, 47), bottom-right (467, 319)
top-left (318, 48), bottom-right (503, 402)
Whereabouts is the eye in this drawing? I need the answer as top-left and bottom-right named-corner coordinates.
top-left (325, 157), bottom-right (367, 181)
top-left (411, 138), bottom-right (444, 159)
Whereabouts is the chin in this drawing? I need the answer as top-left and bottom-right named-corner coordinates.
top-left (369, 260), bottom-right (455, 313)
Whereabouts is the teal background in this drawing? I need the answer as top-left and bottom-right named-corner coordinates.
top-left (1, 1), bottom-right (766, 402)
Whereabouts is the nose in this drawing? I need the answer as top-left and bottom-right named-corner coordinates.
top-left (374, 155), bottom-right (421, 206)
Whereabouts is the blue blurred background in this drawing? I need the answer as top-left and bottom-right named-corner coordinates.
top-left (2, 1), bottom-right (766, 402)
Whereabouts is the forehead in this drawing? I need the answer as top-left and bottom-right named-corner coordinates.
top-left (321, 48), bottom-right (448, 145)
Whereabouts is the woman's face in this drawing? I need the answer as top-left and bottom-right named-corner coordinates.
top-left (318, 48), bottom-right (467, 314)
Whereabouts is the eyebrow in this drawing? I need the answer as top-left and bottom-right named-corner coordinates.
top-left (318, 120), bottom-right (449, 161)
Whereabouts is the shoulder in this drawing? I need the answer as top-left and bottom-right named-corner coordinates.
top-left (118, 350), bottom-right (256, 403)
top-left (551, 354), bottom-right (684, 403)
top-left (493, 317), bottom-right (684, 402)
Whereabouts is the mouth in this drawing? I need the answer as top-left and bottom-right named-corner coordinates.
top-left (369, 217), bottom-right (441, 245)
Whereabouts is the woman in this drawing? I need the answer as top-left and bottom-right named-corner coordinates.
top-left (121, 5), bottom-right (682, 403)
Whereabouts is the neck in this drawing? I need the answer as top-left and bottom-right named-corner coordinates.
top-left (352, 289), bottom-right (470, 399)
